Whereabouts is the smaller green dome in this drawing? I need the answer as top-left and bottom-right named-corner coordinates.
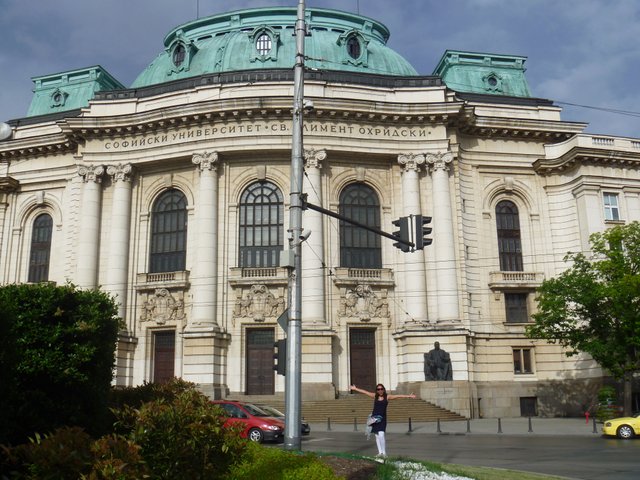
top-left (132, 7), bottom-right (417, 88)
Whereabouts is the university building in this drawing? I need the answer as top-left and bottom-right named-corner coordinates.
top-left (2, 7), bottom-right (638, 418)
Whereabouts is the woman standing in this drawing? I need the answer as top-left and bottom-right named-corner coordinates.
top-left (350, 384), bottom-right (416, 458)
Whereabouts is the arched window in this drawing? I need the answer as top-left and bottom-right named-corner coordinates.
top-left (496, 200), bottom-right (523, 271)
top-left (239, 181), bottom-right (284, 268)
top-left (28, 213), bottom-right (53, 283)
top-left (339, 183), bottom-right (381, 268)
top-left (149, 189), bottom-right (188, 273)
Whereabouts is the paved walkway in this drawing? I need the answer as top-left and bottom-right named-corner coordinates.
top-left (309, 416), bottom-right (602, 436)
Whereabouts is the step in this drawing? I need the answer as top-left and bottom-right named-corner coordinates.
top-left (236, 395), bottom-right (466, 423)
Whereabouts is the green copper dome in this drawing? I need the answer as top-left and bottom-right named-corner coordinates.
top-left (131, 7), bottom-right (417, 88)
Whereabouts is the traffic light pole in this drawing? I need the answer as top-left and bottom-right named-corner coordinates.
top-left (284, 0), bottom-right (305, 452)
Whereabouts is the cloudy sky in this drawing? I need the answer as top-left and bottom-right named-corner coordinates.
top-left (1, 0), bottom-right (639, 137)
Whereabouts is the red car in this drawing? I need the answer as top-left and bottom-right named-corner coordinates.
top-left (211, 400), bottom-right (284, 443)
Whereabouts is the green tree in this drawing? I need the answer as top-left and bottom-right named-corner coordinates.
top-left (0, 283), bottom-right (121, 444)
top-left (527, 222), bottom-right (640, 416)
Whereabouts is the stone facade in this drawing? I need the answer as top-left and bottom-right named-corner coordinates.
top-left (2, 7), bottom-right (638, 418)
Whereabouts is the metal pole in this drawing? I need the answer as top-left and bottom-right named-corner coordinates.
top-left (284, 0), bottom-right (306, 452)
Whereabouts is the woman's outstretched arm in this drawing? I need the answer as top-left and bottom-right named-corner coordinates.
top-left (350, 384), bottom-right (375, 398)
top-left (387, 392), bottom-right (416, 401)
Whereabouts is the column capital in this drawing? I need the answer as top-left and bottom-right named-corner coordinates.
top-left (304, 148), bottom-right (327, 169)
top-left (192, 151), bottom-right (219, 172)
top-left (426, 152), bottom-right (454, 172)
top-left (77, 164), bottom-right (105, 183)
top-left (398, 153), bottom-right (425, 172)
top-left (106, 163), bottom-right (134, 183)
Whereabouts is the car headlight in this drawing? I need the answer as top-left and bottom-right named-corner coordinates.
top-left (605, 422), bottom-right (612, 427)
top-left (266, 425), bottom-right (282, 430)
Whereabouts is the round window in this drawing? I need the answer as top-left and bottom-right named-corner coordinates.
top-left (256, 33), bottom-right (272, 56)
top-left (487, 76), bottom-right (498, 87)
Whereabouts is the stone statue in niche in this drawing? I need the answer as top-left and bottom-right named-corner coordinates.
top-left (424, 341), bottom-right (453, 381)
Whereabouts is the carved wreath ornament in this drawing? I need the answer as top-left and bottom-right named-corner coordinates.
top-left (141, 288), bottom-right (185, 325)
top-left (234, 284), bottom-right (285, 322)
top-left (338, 284), bottom-right (389, 322)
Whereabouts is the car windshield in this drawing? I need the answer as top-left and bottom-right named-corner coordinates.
top-left (259, 405), bottom-right (284, 417)
top-left (243, 403), bottom-right (270, 416)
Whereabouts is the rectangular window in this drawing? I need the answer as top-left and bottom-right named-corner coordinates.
top-left (505, 293), bottom-right (529, 323)
top-left (603, 193), bottom-right (620, 221)
top-left (513, 348), bottom-right (533, 374)
top-left (520, 397), bottom-right (538, 416)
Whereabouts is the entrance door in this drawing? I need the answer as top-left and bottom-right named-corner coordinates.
top-left (153, 330), bottom-right (175, 383)
top-left (246, 328), bottom-right (275, 395)
top-left (349, 328), bottom-right (376, 391)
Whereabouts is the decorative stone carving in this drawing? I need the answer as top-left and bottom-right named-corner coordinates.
top-left (426, 152), bottom-right (454, 172)
top-left (234, 284), bottom-right (285, 322)
top-left (192, 151), bottom-right (219, 172)
top-left (338, 284), bottom-right (389, 322)
top-left (77, 164), bottom-right (105, 183)
top-left (141, 288), bottom-right (185, 325)
top-left (303, 148), bottom-right (327, 169)
top-left (398, 153), bottom-right (425, 172)
top-left (106, 163), bottom-right (133, 182)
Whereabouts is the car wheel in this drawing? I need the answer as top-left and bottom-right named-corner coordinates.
top-left (616, 425), bottom-right (635, 439)
top-left (248, 428), bottom-right (264, 443)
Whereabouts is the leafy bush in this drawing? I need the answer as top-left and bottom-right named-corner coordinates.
top-left (114, 387), bottom-right (247, 479)
top-left (1, 427), bottom-right (93, 480)
top-left (225, 442), bottom-right (340, 480)
top-left (0, 283), bottom-right (121, 444)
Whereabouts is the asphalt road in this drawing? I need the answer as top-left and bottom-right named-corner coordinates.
top-left (298, 431), bottom-right (639, 480)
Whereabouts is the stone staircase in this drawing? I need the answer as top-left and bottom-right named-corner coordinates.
top-left (233, 394), bottom-right (466, 423)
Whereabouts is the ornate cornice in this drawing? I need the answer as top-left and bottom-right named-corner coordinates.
top-left (455, 107), bottom-right (586, 142)
top-left (0, 133), bottom-right (77, 160)
top-left (533, 147), bottom-right (640, 176)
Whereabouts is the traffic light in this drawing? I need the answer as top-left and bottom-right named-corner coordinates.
top-left (414, 214), bottom-right (432, 250)
top-left (273, 339), bottom-right (287, 376)
top-left (392, 216), bottom-right (411, 252)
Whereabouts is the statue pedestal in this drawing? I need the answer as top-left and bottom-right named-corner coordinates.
top-left (408, 380), bottom-right (478, 418)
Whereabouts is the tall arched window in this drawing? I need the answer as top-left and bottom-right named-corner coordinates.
top-left (149, 189), bottom-right (188, 273)
top-left (339, 183), bottom-right (382, 268)
top-left (496, 200), bottom-right (523, 271)
top-left (239, 181), bottom-right (284, 268)
top-left (28, 213), bottom-right (53, 283)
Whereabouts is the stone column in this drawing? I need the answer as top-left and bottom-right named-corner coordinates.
top-left (190, 151), bottom-right (219, 327)
top-left (76, 165), bottom-right (104, 289)
top-left (426, 152), bottom-right (459, 321)
top-left (398, 153), bottom-right (427, 322)
top-left (572, 184), bottom-right (603, 253)
top-left (302, 149), bottom-right (326, 323)
top-left (0, 177), bottom-right (19, 279)
top-left (105, 163), bottom-right (134, 320)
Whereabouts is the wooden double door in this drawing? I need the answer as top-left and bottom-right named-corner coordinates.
top-left (349, 328), bottom-right (376, 391)
top-left (246, 328), bottom-right (276, 395)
